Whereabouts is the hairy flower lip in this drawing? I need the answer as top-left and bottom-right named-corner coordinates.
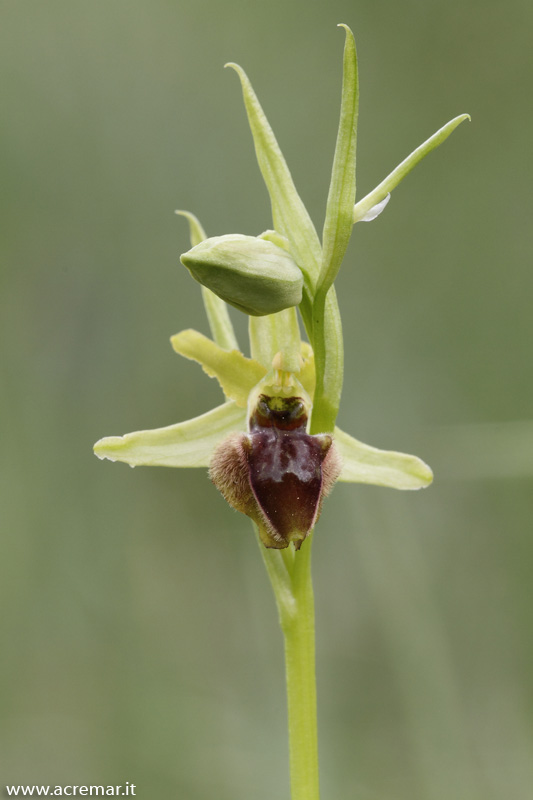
top-left (209, 393), bottom-right (343, 550)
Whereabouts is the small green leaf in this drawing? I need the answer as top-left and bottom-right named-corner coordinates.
top-left (335, 427), bottom-right (433, 489)
top-left (319, 24), bottom-right (358, 295)
top-left (170, 328), bottom-right (266, 407)
top-left (176, 210), bottom-right (238, 351)
top-left (352, 114), bottom-right (471, 223)
top-left (94, 401), bottom-right (246, 468)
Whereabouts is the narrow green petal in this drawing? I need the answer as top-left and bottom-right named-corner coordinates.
top-left (352, 114), bottom-right (471, 223)
top-left (170, 328), bottom-right (266, 407)
top-left (319, 24), bottom-right (358, 295)
top-left (225, 62), bottom-right (322, 293)
top-left (335, 427), bottom-right (433, 489)
top-left (176, 210), bottom-right (238, 351)
top-left (94, 401), bottom-right (246, 468)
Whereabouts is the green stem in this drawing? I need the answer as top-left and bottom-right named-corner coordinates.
top-left (258, 531), bottom-right (320, 800)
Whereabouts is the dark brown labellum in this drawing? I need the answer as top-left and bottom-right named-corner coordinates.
top-left (245, 426), bottom-right (330, 546)
top-left (210, 393), bottom-right (342, 549)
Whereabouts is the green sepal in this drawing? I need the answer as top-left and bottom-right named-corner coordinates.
top-left (170, 328), bottom-right (266, 407)
top-left (335, 427), bottom-right (433, 489)
top-left (94, 401), bottom-right (246, 468)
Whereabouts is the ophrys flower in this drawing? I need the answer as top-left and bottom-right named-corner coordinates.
top-left (94, 25), bottom-right (468, 546)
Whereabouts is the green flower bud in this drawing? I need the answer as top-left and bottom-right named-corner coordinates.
top-left (180, 234), bottom-right (303, 316)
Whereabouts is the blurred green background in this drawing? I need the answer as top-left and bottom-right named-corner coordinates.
top-left (1, 1), bottom-right (532, 798)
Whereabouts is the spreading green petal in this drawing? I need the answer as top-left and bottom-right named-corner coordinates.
top-left (335, 427), bottom-right (433, 489)
top-left (352, 114), bottom-right (470, 223)
top-left (94, 401), bottom-right (246, 468)
top-left (170, 328), bottom-right (266, 407)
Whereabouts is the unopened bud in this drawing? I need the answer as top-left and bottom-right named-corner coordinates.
top-left (180, 234), bottom-right (303, 316)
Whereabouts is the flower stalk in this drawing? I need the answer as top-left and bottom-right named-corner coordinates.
top-left (259, 534), bottom-right (320, 800)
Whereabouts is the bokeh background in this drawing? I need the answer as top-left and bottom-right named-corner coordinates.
top-left (1, 1), bottom-right (532, 798)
